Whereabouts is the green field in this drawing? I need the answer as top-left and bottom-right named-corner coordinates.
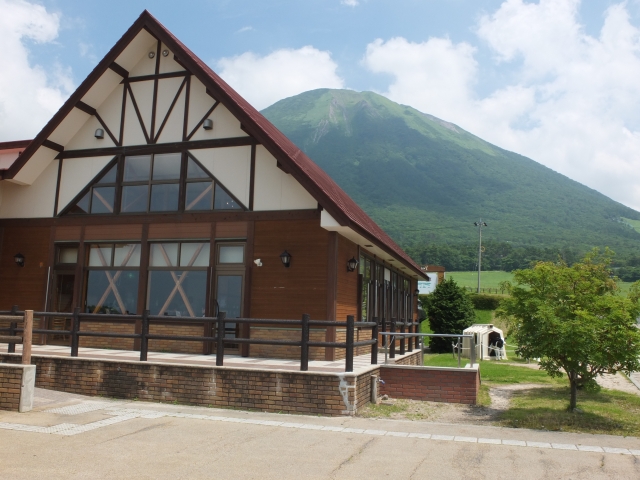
top-left (447, 270), bottom-right (634, 295)
top-left (622, 217), bottom-right (640, 234)
top-left (446, 271), bottom-right (513, 292)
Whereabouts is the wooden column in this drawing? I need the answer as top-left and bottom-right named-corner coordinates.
top-left (241, 221), bottom-right (254, 357)
top-left (325, 232), bottom-right (338, 361)
top-left (22, 310), bottom-right (32, 365)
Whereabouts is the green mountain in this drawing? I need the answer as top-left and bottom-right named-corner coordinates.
top-left (262, 89), bottom-right (640, 271)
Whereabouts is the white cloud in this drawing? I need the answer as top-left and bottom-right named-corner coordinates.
top-left (216, 46), bottom-right (345, 110)
top-left (0, 0), bottom-right (74, 141)
top-left (363, 0), bottom-right (640, 211)
top-left (236, 26), bottom-right (253, 34)
top-left (342, 0), bottom-right (360, 6)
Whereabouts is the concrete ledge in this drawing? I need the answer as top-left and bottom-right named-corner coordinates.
top-left (0, 363), bottom-right (35, 412)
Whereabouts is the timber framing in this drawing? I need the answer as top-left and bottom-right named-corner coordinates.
top-left (0, 9), bottom-right (426, 279)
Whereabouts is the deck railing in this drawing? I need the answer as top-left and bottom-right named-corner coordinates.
top-left (0, 307), bottom-right (423, 372)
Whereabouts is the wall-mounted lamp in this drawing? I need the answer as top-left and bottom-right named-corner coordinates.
top-left (203, 119), bottom-right (213, 130)
top-left (94, 128), bottom-right (104, 139)
top-left (14, 253), bottom-right (25, 267)
top-left (162, 49), bottom-right (170, 57)
top-left (148, 51), bottom-right (156, 59)
top-left (346, 257), bottom-right (359, 272)
top-left (279, 250), bottom-right (291, 268)
top-left (414, 289), bottom-right (420, 296)
top-left (253, 258), bottom-right (263, 267)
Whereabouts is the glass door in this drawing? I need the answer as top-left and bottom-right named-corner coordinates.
top-left (49, 245), bottom-right (78, 345)
top-left (214, 243), bottom-right (245, 352)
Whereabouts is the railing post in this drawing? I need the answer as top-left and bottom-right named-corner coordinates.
top-left (407, 320), bottom-right (413, 352)
top-left (457, 336), bottom-right (461, 368)
top-left (8, 305), bottom-right (18, 353)
top-left (216, 312), bottom-right (226, 367)
top-left (390, 319), bottom-right (396, 359)
top-left (346, 315), bottom-right (354, 372)
top-left (22, 310), bottom-right (33, 365)
top-left (140, 310), bottom-right (149, 361)
top-left (300, 313), bottom-right (310, 371)
top-left (470, 334), bottom-right (476, 367)
top-left (70, 307), bottom-right (80, 357)
top-left (370, 316), bottom-right (379, 365)
top-left (399, 320), bottom-right (406, 355)
top-left (381, 316), bottom-right (387, 349)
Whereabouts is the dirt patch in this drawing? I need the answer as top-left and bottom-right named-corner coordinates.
top-left (358, 384), bottom-right (552, 425)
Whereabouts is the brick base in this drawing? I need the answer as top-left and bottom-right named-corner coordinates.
top-left (1, 354), bottom-right (378, 416)
top-left (0, 363), bottom-right (35, 412)
top-left (379, 365), bottom-right (479, 405)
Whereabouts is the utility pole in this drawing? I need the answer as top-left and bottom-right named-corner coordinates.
top-left (474, 220), bottom-right (487, 293)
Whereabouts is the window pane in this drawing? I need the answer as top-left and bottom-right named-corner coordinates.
top-left (180, 243), bottom-right (210, 267)
top-left (187, 158), bottom-right (210, 179)
top-left (147, 270), bottom-right (207, 317)
top-left (88, 244), bottom-right (113, 267)
top-left (185, 182), bottom-right (213, 211)
top-left (149, 243), bottom-right (179, 267)
top-left (121, 185), bottom-right (148, 212)
top-left (97, 164), bottom-right (117, 184)
top-left (150, 183), bottom-right (179, 212)
top-left (124, 155), bottom-right (151, 181)
top-left (69, 191), bottom-right (90, 214)
top-left (85, 270), bottom-right (139, 314)
top-left (58, 247), bottom-right (78, 264)
top-left (91, 187), bottom-right (115, 214)
top-left (113, 244), bottom-right (140, 267)
top-left (216, 275), bottom-right (243, 319)
top-left (219, 245), bottom-right (244, 264)
top-left (214, 184), bottom-right (241, 210)
top-left (152, 153), bottom-right (181, 180)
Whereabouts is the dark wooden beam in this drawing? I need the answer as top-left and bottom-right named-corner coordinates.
top-left (126, 71), bottom-right (189, 83)
top-left (109, 62), bottom-right (129, 78)
top-left (56, 136), bottom-right (255, 159)
top-left (42, 139), bottom-right (64, 153)
top-left (76, 101), bottom-right (97, 116)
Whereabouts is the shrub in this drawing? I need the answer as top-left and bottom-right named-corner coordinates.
top-left (469, 294), bottom-right (503, 310)
top-left (421, 278), bottom-right (476, 353)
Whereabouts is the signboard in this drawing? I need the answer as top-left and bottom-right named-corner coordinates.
top-left (418, 276), bottom-right (438, 295)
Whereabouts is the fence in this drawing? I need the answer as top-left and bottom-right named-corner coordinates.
top-left (0, 307), bottom-right (425, 373)
top-left (380, 332), bottom-right (476, 368)
top-left (464, 286), bottom-right (506, 295)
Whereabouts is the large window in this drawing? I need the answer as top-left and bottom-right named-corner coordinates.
top-left (84, 243), bottom-right (140, 314)
top-left (359, 254), bottom-right (412, 322)
top-left (65, 152), bottom-right (244, 216)
top-left (147, 242), bottom-right (210, 317)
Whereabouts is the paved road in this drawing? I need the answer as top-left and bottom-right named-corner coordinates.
top-left (0, 389), bottom-right (639, 479)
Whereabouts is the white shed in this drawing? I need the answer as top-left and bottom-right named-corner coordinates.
top-left (462, 324), bottom-right (507, 360)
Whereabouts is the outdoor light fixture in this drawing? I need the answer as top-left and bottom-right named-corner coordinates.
top-left (94, 128), bottom-right (104, 139)
top-left (279, 250), bottom-right (291, 268)
top-left (346, 257), bottom-right (359, 272)
top-left (414, 289), bottom-right (420, 296)
top-left (148, 51), bottom-right (155, 59)
top-left (203, 119), bottom-right (213, 130)
top-left (162, 49), bottom-right (170, 57)
top-left (14, 253), bottom-right (25, 267)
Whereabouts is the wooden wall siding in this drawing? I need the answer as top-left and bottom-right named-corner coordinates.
top-left (336, 234), bottom-right (358, 323)
top-left (148, 223), bottom-right (210, 240)
top-left (248, 327), bottom-right (326, 360)
top-left (54, 226), bottom-right (82, 241)
top-left (84, 225), bottom-right (143, 241)
top-left (215, 221), bottom-right (248, 239)
top-left (0, 226), bottom-right (50, 310)
top-left (251, 219), bottom-right (328, 321)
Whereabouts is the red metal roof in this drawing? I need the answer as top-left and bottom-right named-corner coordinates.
top-left (2, 11), bottom-right (426, 279)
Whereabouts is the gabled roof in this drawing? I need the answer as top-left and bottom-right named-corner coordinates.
top-left (0, 140), bottom-right (32, 171)
top-left (1, 10), bottom-right (426, 279)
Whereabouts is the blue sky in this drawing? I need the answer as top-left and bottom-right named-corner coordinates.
top-left (3, 0), bottom-right (640, 211)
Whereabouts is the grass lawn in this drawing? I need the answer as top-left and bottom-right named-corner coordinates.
top-left (499, 386), bottom-right (640, 437)
top-left (447, 270), bottom-right (634, 295)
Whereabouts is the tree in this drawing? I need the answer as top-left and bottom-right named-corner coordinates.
top-left (421, 278), bottom-right (476, 353)
top-left (498, 249), bottom-right (640, 410)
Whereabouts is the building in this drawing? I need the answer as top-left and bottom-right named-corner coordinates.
top-left (418, 265), bottom-right (445, 294)
top-left (0, 11), bottom-right (427, 362)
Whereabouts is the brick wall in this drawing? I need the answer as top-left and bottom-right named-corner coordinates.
top-left (0, 364), bottom-right (23, 411)
top-left (393, 351), bottom-right (422, 366)
top-left (1, 354), bottom-right (374, 416)
top-left (148, 323), bottom-right (203, 354)
top-left (379, 365), bottom-right (479, 405)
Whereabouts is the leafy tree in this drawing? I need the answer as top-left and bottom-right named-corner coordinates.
top-left (421, 278), bottom-right (476, 353)
top-left (498, 249), bottom-right (640, 410)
